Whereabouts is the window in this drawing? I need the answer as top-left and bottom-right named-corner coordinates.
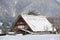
top-left (18, 25), bottom-right (24, 29)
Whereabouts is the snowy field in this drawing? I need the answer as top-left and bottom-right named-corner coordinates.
top-left (0, 34), bottom-right (60, 40)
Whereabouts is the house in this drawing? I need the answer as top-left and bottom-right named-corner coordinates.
top-left (11, 15), bottom-right (56, 34)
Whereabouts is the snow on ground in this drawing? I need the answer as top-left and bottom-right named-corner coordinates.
top-left (0, 34), bottom-right (60, 40)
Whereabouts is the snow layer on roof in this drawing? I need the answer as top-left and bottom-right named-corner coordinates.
top-left (22, 15), bottom-right (56, 31)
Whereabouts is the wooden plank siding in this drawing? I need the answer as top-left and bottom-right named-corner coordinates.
top-left (11, 15), bottom-right (32, 34)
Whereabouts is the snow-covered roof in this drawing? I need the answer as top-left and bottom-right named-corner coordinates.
top-left (22, 15), bottom-right (56, 31)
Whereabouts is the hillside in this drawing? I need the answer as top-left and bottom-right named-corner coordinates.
top-left (0, 0), bottom-right (60, 17)
top-left (0, 0), bottom-right (60, 26)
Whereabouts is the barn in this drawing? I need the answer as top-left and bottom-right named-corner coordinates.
top-left (11, 15), bottom-right (56, 34)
